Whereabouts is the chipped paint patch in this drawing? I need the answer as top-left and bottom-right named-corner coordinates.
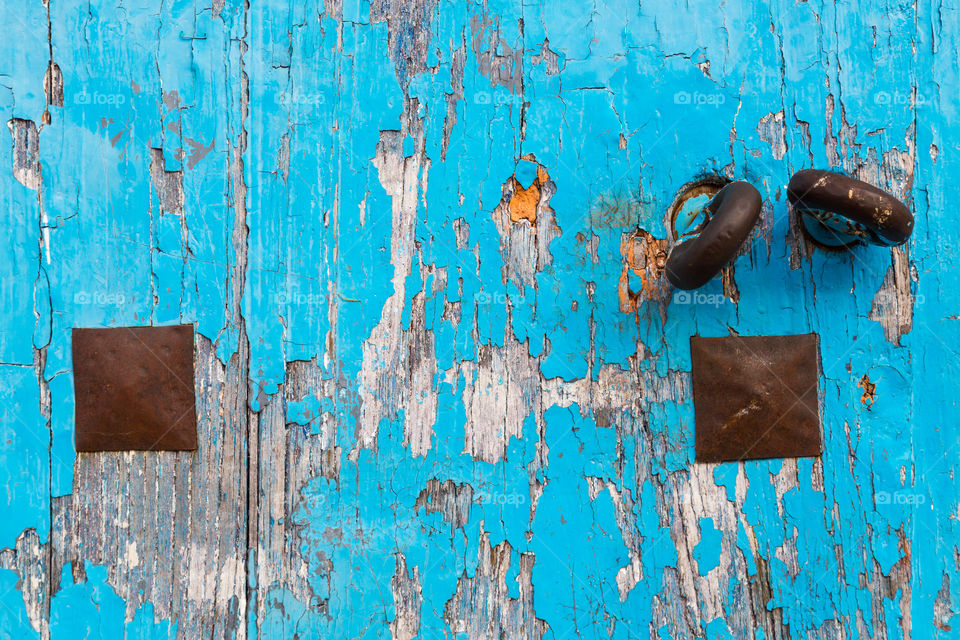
top-left (619, 228), bottom-right (670, 311)
top-left (8, 119), bottom-right (41, 190)
top-left (859, 374), bottom-right (876, 408)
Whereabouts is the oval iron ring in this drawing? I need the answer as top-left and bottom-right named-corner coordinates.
top-left (787, 169), bottom-right (914, 247)
top-left (665, 181), bottom-right (762, 290)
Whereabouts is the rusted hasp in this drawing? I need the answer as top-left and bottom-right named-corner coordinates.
top-left (665, 181), bottom-right (762, 290)
top-left (787, 169), bottom-right (914, 247)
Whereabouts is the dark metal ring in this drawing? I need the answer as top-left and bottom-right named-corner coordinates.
top-left (665, 181), bottom-right (762, 290)
top-left (787, 169), bottom-right (914, 247)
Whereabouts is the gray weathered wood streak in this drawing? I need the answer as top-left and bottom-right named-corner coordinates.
top-left (1, 338), bottom-right (250, 640)
top-left (49, 336), bottom-right (248, 639)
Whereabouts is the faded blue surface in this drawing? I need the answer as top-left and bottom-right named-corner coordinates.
top-left (0, 0), bottom-right (956, 637)
top-left (51, 564), bottom-right (176, 639)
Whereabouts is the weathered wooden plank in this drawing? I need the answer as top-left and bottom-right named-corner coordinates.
top-left (0, 0), bottom-right (955, 638)
top-left (45, 336), bottom-right (248, 638)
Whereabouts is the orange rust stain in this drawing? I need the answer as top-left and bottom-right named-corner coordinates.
top-left (509, 179), bottom-right (540, 223)
top-left (508, 154), bottom-right (548, 224)
top-left (618, 229), bottom-right (670, 313)
top-left (858, 374), bottom-right (876, 408)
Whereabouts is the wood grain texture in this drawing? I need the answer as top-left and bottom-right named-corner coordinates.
top-left (0, 0), bottom-right (954, 638)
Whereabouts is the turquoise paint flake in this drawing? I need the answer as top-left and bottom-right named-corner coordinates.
top-left (530, 405), bottom-right (631, 636)
top-left (0, 366), bottom-right (49, 547)
top-left (704, 617), bottom-right (736, 640)
top-left (693, 517), bottom-right (723, 576)
top-left (0, 569), bottom-right (39, 640)
top-left (713, 464), bottom-right (739, 502)
top-left (51, 563), bottom-right (176, 640)
top-left (514, 159), bottom-right (538, 190)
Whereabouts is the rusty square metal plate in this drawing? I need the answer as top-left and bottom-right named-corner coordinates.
top-left (73, 324), bottom-right (197, 452)
top-left (691, 333), bottom-right (821, 462)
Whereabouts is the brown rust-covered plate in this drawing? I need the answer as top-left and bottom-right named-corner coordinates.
top-left (73, 324), bottom-right (197, 452)
top-left (691, 333), bottom-right (821, 462)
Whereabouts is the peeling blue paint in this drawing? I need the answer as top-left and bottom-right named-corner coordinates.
top-left (694, 517), bottom-right (723, 576)
top-left (0, 569), bottom-right (39, 640)
top-left (0, 0), bottom-right (954, 637)
top-left (51, 564), bottom-right (176, 639)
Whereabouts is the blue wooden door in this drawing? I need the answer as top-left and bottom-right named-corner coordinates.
top-left (0, 0), bottom-right (951, 638)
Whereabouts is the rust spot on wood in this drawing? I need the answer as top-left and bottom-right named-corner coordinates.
top-left (618, 228), bottom-right (669, 312)
top-left (508, 153), bottom-right (548, 224)
top-left (858, 374), bottom-right (876, 409)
